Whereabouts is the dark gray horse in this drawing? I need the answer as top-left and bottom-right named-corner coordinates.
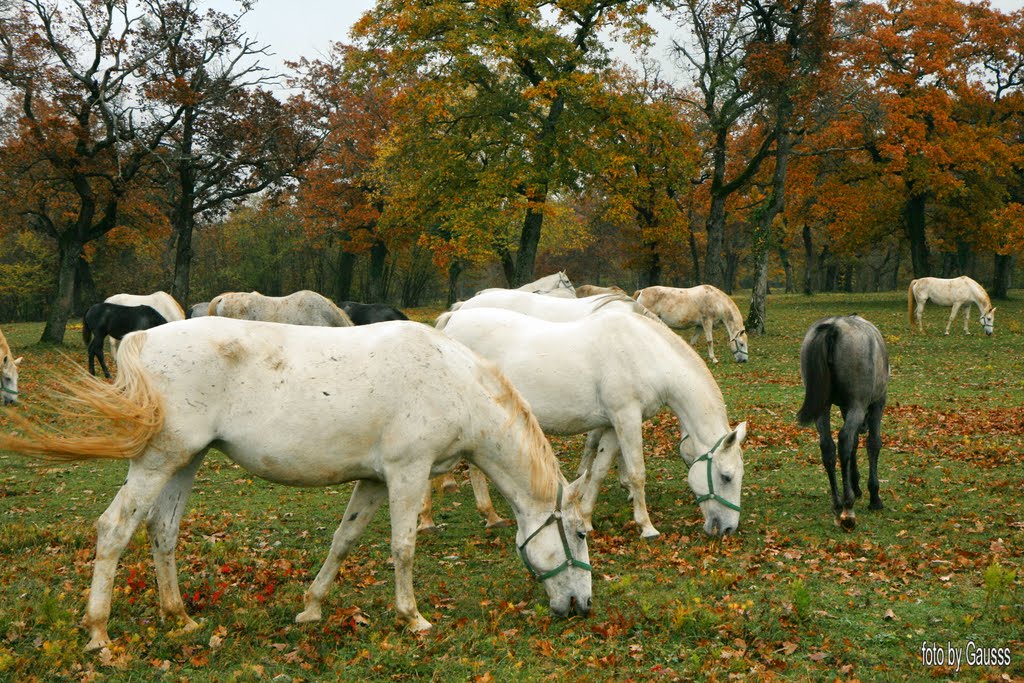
top-left (83, 303), bottom-right (168, 378)
top-left (797, 315), bottom-right (889, 530)
top-left (338, 301), bottom-right (409, 325)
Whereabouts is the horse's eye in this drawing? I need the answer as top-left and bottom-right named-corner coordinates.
top-left (576, 531), bottom-right (587, 540)
top-left (721, 474), bottom-right (733, 484)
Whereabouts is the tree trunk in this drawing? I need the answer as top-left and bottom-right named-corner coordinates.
top-left (514, 196), bottom-right (546, 287)
top-left (638, 242), bottom-right (662, 289)
top-left (993, 253), bottom-right (1015, 299)
top-left (498, 246), bottom-right (516, 288)
top-left (704, 133), bottom-right (729, 289)
top-left (171, 208), bottom-right (195, 305)
top-left (779, 245), bottom-right (793, 293)
top-left (905, 192), bottom-right (931, 278)
top-left (447, 260), bottom-right (464, 307)
top-left (74, 255), bottom-right (97, 315)
top-left (171, 107), bottom-right (198, 306)
top-left (334, 248), bottom-right (356, 301)
top-left (368, 239), bottom-right (388, 302)
top-left (688, 227), bottom-right (702, 286)
top-left (41, 237), bottom-right (83, 344)
top-left (802, 224), bottom-right (814, 295)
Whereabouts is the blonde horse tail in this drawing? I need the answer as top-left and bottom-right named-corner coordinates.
top-left (907, 280), bottom-right (917, 327)
top-left (0, 332), bottom-right (164, 462)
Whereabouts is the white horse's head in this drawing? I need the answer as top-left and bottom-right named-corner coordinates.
top-left (730, 328), bottom-right (749, 363)
top-left (517, 473), bottom-right (592, 618)
top-left (1, 354), bottom-right (22, 405)
top-left (981, 307), bottom-right (996, 335)
top-left (686, 422), bottom-right (746, 537)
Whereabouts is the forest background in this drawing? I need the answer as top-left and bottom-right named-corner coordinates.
top-left (0, 0), bottom-right (1022, 344)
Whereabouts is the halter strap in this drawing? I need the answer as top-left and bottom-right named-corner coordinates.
top-left (1, 385), bottom-right (17, 396)
top-left (517, 484), bottom-right (592, 581)
top-left (692, 434), bottom-right (741, 512)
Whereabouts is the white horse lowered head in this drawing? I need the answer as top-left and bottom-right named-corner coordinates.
top-left (0, 326), bottom-right (23, 405)
top-left (433, 307), bottom-right (747, 539)
top-left (451, 289), bottom-right (650, 321)
top-left (476, 271), bottom-right (576, 299)
top-left (634, 285), bottom-right (749, 364)
top-left (209, 290), bottom-right (353, 326)
top-left (0, 317), bottom-right (592, 650)
top-left (104, 291), bottom-right (186, 357)
top-left (908, 276), bottom-right (996, 336)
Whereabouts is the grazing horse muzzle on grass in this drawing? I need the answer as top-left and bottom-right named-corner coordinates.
top-left (797, 315), bottom-right (889, 530)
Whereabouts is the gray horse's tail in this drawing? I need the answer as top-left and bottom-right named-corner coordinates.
top-left (796, 323), bottom-right (836, 425)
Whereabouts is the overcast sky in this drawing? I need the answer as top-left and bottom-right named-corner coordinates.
top-left (216, 0), bottom-right (1024, 83)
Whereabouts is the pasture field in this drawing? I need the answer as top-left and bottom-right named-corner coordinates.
top-left (0, 291), bottom-right (1021, 682)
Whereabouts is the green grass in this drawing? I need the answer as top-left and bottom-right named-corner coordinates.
top-left (0, 292), bottom-right (1021, 681)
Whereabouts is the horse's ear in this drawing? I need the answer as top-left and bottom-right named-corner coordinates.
top-left (13, 356), bottom-right (22, 366)
top-left (564, 471), bottom-right (591, 505)
top-left (990, 307), bottom-right (997, 315)
top-left (725, 421), bottom-right (748, 448)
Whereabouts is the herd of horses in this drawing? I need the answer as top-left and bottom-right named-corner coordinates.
top-left (0, 272), bottom-right (1000, 649)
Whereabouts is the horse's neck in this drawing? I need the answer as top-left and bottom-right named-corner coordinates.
top-left (472, 424), bottom-right (559, 523)
top-left (652, 329), bottom-right (731, 448)
top-left (718, 299), bottom-right (743, 334)
top-left (968, 282), bottom-right (990, 311)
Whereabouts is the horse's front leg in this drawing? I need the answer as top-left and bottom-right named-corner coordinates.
top-left (84, 458), bottom-right (179, 650)
top-left (866, 401), bottom-right (885, 510)
top-left (385, 470), bottom-right (434, 631)
top-left (577, 427), bottom-right (620, 534)
top-left (945, 303), bottom-right (962, 336)
top-left (836, 409), bottom-right (865, 530)
top-left (146, 451), bottom-right (207, 635)
top-left (298, 479), bottom-right (387, 623)
top-left (816, 414), bottom-right (842, 524)
top-left (612, 418), bottom-right (659, 539)
top-left (963, 304), bottom-right (972, 334)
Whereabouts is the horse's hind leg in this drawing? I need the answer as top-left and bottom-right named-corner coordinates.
top-left (866, 401), bottom-right (885, 510)
top-left (944, 302), bottom-right (962, 336)
top-left (614, 419), bottom-right (659, 539)
top-left (837, 408), bottom-right (865, 530)
top-left (577, 428), bottom-right (620, 534)
top-left (468, 465), bottom-right (509, 528)
top-left (816, 414), bottom-right (842, 523)
top-left (84, 457), bottom-right (179, 650)
top-left (298, 479), bottom-right (388, 624)
top-left (915, 298), bottom-right (927, 333)
top-left (88, 337), bottom-right (110, 378)
top-left (146, 451), bottom-right (207, 633)
top-left (702, 319), bottom-right (717, 364)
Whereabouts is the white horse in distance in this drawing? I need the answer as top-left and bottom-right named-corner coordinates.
top-left (208, 290), bottom-right (353, 326)
top-left (635, 285), bottom-right (749, 364)
top-left (907, 276), bottom-right (996, 335)
top-left (104, 291), bottom-right (185, 358)
top-left (476, 271), bottom-right (576, 299)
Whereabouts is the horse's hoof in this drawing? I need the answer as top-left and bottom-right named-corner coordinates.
top-left (640, 529), bottom-right (661, 540)
top-left (417, 523), bottom-right (439, 534)
top-left (839, 512), bottom-right (856, 531)
top-left (405, 616), bottom-right (433, 632)
top-left (85, 636), bottom-right (111, 652)
top-left (485, 518), bottom-right (513, 529)
top-left (168, 618), bottom-right (201, 637)
top-left (869, 500), bottom-right (884, 511)
top-left (295, 607), bottom-right (322, 624)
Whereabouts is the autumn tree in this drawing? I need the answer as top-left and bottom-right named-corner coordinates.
top-left (148, 0), bottom-right (315, 306)
top-left (353, 0), bottom-right (664, 287)
top-left (0, 0), bottom-right (187, 343)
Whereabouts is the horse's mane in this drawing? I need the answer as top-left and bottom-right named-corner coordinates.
top-left (592, 293), bottom-right (662, 323)
top-left (487, 363), bottom-right (561, 500)
top-left (969, 278), bottom-right (993, 311)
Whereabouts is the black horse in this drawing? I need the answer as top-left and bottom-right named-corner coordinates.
top-left (338, 301), bottom-right (409, 325)
top-left (797, 315), bottom-right (889, 530)
top-left (83, 303), bottom-right (168, 378)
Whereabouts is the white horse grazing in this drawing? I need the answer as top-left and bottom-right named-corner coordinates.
top-left (0, 326), bottom-right (23, 405)
top-left (908, 276), bottom-right (996, 336)
top-left (575, 284), bottom-right (627, 298)
top-left (634, 285), bottom-right (749, 364)
top-left (476, 271), bottom-right (576, 299)
top-left (105, 291), bottom-right (186, 357)
top-left (452, 289), bottom-right (647, 321)
top-left (209, 290), bottom-right (353, 326)
top-left (0, 317), bottom-right (592, 650)
top-left (433, 307), bottom-right (747, 539)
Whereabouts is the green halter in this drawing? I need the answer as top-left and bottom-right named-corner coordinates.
top-left (517, 484), bottom-right (592, 581)
top-left (1, 385), bottom-right (17, 397)
top-left (692, 433), bottom-right (741, 512)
